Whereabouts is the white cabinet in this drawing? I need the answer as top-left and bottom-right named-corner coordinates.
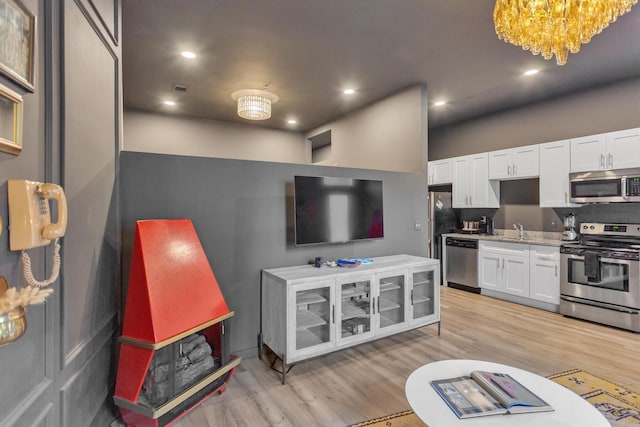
top-left (336, 274), bottom-right (375, 346)
top-left (409, 265), bottom-right (439, 326)
top-left (428, 159), bottom-right (453, 185)
top-left (539, 140), bottom-right (579, 207)
top-left (375, 269), bottom-right (409, 334)
top-left (570, 128), bottom-right (640, 172)
top-left (452, 153), bottom-right (500, 208)
top-left (489, 144), bottom-right (539, 180)
top-left (288, 280), bottom-right (335, 362)
top-left (478, 241), bottom-right (529, 298)
top-left (529, 245), bottom-right (560, 304)
top-left (262, 255), bottom-right (440, 365)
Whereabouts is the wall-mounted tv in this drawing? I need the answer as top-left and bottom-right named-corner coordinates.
top-left (294, 175), bottom-right (384, 245)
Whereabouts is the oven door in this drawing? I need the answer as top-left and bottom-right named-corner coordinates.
top-left (560, 253), bottom-right (640, 309)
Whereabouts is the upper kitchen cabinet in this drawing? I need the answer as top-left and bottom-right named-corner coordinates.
top-left (539, 140), bottom-right (579, 207)
top-left (427, 159), bottom-right (453, 185)
top-left (452, 153), bottom-right (500, 208)
top-left (488, 144), bottom-right (539, 180)
top-left (570, 128), bottom-right (640, 172)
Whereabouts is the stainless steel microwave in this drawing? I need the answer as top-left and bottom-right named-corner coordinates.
top-left (570, 168), bottom-right (640, 203)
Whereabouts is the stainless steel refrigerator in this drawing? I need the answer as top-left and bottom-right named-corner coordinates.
top-left (428, 191), bottom-right (460, 262)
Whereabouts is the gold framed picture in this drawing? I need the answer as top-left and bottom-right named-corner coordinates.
top-left (0, 82), bottom-right (23, 155)
top-left (0, 0), bottom-right (35, 92)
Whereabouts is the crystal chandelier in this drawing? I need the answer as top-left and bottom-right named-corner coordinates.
top-left (494, 0), bottom-right (638, 65)
top-left (231, 86), bottom-right (279, 120)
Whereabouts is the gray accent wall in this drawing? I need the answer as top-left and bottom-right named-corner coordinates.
top-left (0, 1), bottom-right (121, 426)
top-left (120, 151), bottom-right (429, 358)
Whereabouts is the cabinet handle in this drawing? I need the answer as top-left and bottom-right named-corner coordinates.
top-left (469, 195), bottom-right (472, 206)
top-left (600, 154), bottom-right (605, 169)
top-left (465, 195), bottom-right (468, 206)
top-left (411, 289), bottom-right (414, 305)
top-left (507, 165), bottom-right (511, 176)
top-left (565, 191), bottom-right (568, 203)
top-left (332, 304), bottom-right (335, 324)
top-left (608, 153), bottom-right (613, 169)
top-left (376, 297), bottom-right (380, 314)
top-left (555, 265), bottom-right (558, 277)
top-left (513, 164), bottom-right (517, 176)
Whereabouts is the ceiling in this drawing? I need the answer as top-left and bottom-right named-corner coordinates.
top-left (122, 1), bottom-right (640, 133)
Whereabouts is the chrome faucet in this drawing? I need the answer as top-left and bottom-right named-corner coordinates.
top-left (513, 223), bottom-right (524, 240)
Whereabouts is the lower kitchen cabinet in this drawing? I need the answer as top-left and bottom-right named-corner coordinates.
top-left (479, 241), bottom-right (560, 308)
top-left (261, 255), bottom-right (440, 366)
top-left (478, 241), bottom-right (529, 298)
top-left (529, 245), bottom-right (560, 304)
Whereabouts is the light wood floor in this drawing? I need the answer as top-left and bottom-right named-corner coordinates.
top-left (175, 287), bottom-right (640, 427)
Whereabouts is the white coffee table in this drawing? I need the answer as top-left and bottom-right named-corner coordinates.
top-left (405, 359), bottom-right (609, 426)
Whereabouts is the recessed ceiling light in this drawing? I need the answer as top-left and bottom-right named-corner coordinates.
top-left (433, 100), bottom-right (446, 107)
top-left (343, 89), bottom-right (355, 95)
top-left (163, 100), bottom-right (176, 106)
top-left (524, 69), bottom-right (539, 76)
top-left (181, 51), bottom-right (197, 59)
top-left (287, 119), bottom-right (297, 125)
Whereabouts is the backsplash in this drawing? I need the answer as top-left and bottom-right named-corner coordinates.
top-left (458, 178), bottom-right (640, 233)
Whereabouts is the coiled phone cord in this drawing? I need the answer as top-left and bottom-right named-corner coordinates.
top-left (21, 238), bottom-right (61, 288)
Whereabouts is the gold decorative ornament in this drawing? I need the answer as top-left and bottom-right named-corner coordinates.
top-left (494, 0), bottom-right (638, 65)
top-left (0, 276), bottom-right (53, 346)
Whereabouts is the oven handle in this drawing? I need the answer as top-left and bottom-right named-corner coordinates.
top-left (561, 295), bottom-right (640, 315)
top-left (562, 253), bottom-right (637, 266)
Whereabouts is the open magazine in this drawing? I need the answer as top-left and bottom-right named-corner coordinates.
top-left (430, 371), bottom-right (554, 419)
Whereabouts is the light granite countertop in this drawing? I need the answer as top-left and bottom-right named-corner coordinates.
top-left (443, 229), bottom-right (567, 247)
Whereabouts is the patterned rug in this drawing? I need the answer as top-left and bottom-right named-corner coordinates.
top-left (349, 369), bottom-right (640, 426)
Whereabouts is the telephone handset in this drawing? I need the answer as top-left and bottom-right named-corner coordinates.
top-left (8, 179), bottom-right (68, 287)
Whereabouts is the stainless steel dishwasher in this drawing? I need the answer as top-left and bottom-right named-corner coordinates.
top-left (445, 237), bottom-right (479, 290)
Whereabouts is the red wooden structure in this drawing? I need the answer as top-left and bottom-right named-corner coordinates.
top-left (114, 219), bottom-right (239, 427)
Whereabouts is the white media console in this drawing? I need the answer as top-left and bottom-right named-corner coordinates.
top-left (260, 254), bottom-right (440, 383)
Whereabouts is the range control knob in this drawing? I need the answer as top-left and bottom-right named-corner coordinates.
top-left (583, 225), bottom-right (588, 229)
top-left (590, 225), bottom-right (595, 229)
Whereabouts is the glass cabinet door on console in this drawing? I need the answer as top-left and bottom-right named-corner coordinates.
top-left (410, 267), bottom-right (437, 325)
top-left (289, 281), bottom-right (334, 360)
top-left (376, 270), bottom-right (408, 333)
top-left (336, 275), bottom-right (374, 345)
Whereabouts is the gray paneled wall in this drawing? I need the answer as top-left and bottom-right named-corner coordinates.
top-left (0, 1), bottom-right (121, 426)
top-left (120, 151), bottom-right (429, 357)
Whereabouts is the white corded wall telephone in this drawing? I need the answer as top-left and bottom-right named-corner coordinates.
top-left (8, 179), bottom-right (68, 287)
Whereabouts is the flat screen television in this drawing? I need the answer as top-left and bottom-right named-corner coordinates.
top-left (294, 175), bottom-right (384, 245)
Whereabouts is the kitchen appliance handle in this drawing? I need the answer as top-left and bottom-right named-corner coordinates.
top-left (622, 177), bottom-right (628, 199)
top-left (561, 295), bottom-right (640, 314)
top-left (563, 253), bottom-right (636, 264)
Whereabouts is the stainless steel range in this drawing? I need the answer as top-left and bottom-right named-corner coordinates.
top-left (560, 223), bottom-right (640, 332)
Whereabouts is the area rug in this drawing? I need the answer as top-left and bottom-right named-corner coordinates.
top-left (348, 369), bottom-right (640, 426)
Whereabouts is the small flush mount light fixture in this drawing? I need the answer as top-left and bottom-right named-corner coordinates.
top-left (181, 51), bottom-right (197, 59)
top-left (231, 86), bottom-right (279, 120)
top-left (433, 100), bottom-right (446, 107)
top-left (287, 119), bottom-right (297, 125)
top-left (524, 69), bottom-right (539, 76)
top-left (163, 100), bottom-right (176, 106)
top-left (343, 88), bottom-right (356, 95)
top-left (494, 0), bottom-right (638, 65)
